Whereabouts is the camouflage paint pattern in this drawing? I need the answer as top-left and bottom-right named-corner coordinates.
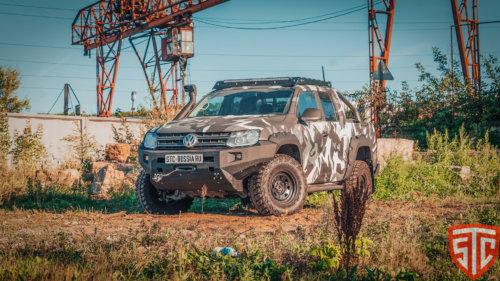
top-left (154, 84), bottom-right (377, 185)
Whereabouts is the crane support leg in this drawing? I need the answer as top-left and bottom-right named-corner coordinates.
top-left (96, 40), bottom-right (122, 117)
top-left (451, 0), bottom-right (481, 95)
top-left (130, 30), bottom-right (187, 119)
top-left (368, 0), bottom-right (395, 138)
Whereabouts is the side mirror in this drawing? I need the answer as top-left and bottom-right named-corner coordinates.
top-left (300, 108), bottom-right (322, 122)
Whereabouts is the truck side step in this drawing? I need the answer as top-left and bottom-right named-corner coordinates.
top-left (307, 182), bottom-right (343, 193)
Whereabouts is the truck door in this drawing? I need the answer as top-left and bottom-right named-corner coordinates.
top-left (318, 91), bottom-right (350, 182)
top-left (294, 90), bottom-right (333, 184)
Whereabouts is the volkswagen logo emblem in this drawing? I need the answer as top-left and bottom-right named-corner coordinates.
top-left (183, 133), bottom-right (198, 148)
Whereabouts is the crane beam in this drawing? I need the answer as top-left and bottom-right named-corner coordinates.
top-left (72, 0), bottom-right (226, 50)
top-left (72, 0), bottom-right (227, 117)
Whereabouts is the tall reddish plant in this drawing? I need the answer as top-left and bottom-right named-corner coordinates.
top-left (332, 178), bottom-right (371, 271)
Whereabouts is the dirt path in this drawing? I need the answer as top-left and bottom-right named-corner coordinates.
top-left (0, 198), bottom-right (485, 240)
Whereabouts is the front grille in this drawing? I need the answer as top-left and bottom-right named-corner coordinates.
top-left (157, 132), bottom-right (230, 150)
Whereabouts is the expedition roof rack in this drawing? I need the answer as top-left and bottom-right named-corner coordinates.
top-left (213, 77), bottom-right (332, 90)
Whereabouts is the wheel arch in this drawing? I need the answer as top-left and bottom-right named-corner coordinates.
top-left (268, 133), bottom-right (303, 164)
top-left (344, 136), bottom-right (376, 181)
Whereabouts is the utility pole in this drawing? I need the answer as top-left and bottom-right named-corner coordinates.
top-left (131, 91), bottom-right (137, 114)
top-left (48, 84), bottom-right (81, 116)
top-left (63, 84), bottom-right (70, 115)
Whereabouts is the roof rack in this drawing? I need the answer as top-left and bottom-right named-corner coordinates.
top-left (213, 77), bottom-right (331, 90)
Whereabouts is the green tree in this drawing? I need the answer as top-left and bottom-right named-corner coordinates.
top-left (347, 48), bottom-right (500, 145)
top-left (0, 66), bottom-right (30, 113)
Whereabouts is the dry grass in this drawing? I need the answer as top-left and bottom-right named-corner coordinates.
top-left (1, 196), bottom-right (498, 280)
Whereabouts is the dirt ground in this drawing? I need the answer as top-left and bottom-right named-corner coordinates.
top-left (0, 198), bottom-right (485, 240)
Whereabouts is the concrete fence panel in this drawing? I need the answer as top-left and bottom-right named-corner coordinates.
top-left (7, 113), bottom-right (147, 166)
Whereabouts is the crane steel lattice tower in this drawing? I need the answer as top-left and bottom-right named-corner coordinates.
top-left (368, 0), bottom-right (395, 138)
top-left (72, 0), bottom-right (227, 117)
top-left (450, 0), bottom-right (481, 95)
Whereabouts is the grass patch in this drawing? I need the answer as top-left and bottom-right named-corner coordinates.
top-left (190, 198), bottom-right (244, 214)
top-left (2, 180), bottom-right (140, 213)
top-left (2, 202), bottom-right (499, 280)
top-left (374, 129), bottom-right (499, 200)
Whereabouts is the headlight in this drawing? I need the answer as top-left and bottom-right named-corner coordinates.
top-left (227, 130), bottom-right (260, 147)
top-left (143, 132), bottom-right (158, 149)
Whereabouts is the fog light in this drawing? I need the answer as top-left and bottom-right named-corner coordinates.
top-left (233, 152), bottom-right (243, 161)
top-left (143, 155), bottom-right (149, 162)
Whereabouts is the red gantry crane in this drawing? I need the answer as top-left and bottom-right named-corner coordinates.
top-left (72, 0), bottom-right (227, 117)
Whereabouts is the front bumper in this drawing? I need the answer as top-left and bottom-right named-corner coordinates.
top-left (138, 141), bottom-right (277, 197)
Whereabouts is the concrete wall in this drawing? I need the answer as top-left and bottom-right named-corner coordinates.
top-left (377, 138), bottom-right (415, 169)
top-left (7, 113), bottom-right (417, 169)
top-left (7, 113), bottom-right (147, 166)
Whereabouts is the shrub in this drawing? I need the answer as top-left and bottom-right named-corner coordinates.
top-left (112, 118), bottom-right (141, 162)
top-left (309, 242), bottom-right (341, 271)
top-left (375, 128), bottom-right (499, 199)
top-left (0, 122), bottom-right (46, 204)
top-left (0, 111), bottom-right (8, 167)
top-left (10, 122), bottom-right (46, 169)
top-left (62, 121), bottom-right (99, 168)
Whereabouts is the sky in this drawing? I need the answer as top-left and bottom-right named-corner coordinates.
top-left (0, 0), bottom-right (499, 115)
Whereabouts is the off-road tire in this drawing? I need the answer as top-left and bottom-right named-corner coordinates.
top-left (241, 175), bottom-right (257, 208)
top-left (135, 171), bottom-right (193, 215)
top-left (345, 160), bottom-right (373, 196)
top-left (249, 155), bottom-right (307, 215)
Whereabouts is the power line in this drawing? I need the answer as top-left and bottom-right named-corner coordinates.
top-left (194, 5), bottom-right (370, 30)
top-left (18, 79), bottom-right (418, 92)
top-left (0, 12), bottom-right (72, 20)
top-left (19, 65), bottom-right (426, 80)
top-left (3, 58), bottom-right (432, 72)
top-left (0, 42), bottom-right (79, 50)
top-left (0, 43), bottom-right (441, 57)
top-left (194, 1), bottom-right (375, 26)
top-left (0, 1), bottom-right (372, 25)
top-left (0, 2), bottom-right (75, 11)
top-left (193, 15), bottom-right (451, 25)
top-left (195, 25), bottom-right (454, 32)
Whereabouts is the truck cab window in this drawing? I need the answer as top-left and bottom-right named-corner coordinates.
top-left (296, 91), bottom-right (318, 117)
top-left (319, 92), bottom-right (337, 121)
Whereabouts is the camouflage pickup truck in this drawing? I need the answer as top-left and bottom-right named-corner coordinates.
top-left (137, 77), bottom-right (377, 215)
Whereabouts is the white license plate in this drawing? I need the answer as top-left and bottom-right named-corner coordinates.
top-left (165, 154), bottom-right (203, 164)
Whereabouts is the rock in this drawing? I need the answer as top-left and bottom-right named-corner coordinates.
top-left (105, 143), bottom-right (131, 163)
top-left (57, 169), bottom-right (81, 187)
top-left (43, 168), bottom-right (81, 187)
top-left (92, 161), bottom-right (136, 174)
top-left (91, 162), bottom-right (137, 198)
top-left (377, 138), bottom-right (415, 169)
top-left (91, 161), bottom-right (110, 174)
top-left (91, 164), bottom-right (125, 198)
top-left (451, 165), bottom-right (472, 183)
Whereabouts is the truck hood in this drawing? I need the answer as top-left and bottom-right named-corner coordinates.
top-left (156, 115), bottom-right (287, 135)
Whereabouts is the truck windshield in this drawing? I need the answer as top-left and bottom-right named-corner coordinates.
top-left (188, 89), bottom-right (293, 117)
